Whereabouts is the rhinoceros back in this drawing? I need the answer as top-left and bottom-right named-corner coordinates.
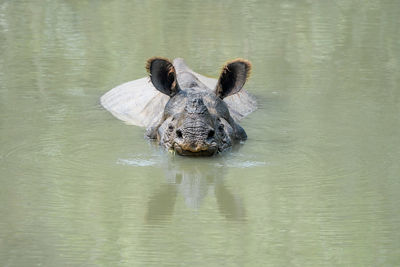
top-left (100, 77), bottom-right (169, 127)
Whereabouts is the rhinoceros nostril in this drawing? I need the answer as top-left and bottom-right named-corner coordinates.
top-left (207, 130), bottom-right (215, 139)
top-left (176, 129), bottom-right (183, 138)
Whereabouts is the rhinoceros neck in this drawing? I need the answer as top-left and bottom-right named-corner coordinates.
top-left (173, 58), bottom-right (212, 93)
top-left (173, 58), bottom-right (191, 74)
top-left (176, 72), bottom-right (210, 93)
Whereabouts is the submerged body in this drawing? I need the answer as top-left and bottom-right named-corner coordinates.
top-left (101, 57), bottom-right (256, 156)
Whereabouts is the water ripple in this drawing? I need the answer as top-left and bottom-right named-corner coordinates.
top-left (117, 158), bottom-right (157, 167)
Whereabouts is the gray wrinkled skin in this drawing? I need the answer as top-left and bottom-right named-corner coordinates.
top-left (146, 58), bottom-right (250, 156)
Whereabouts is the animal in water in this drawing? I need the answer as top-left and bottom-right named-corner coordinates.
top-left (101, 57), bottom-right (257, 156)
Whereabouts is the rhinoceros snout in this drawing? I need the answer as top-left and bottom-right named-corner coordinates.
top-left (173, 127), bottom-right (217, 156)
top-left (174, 143), bottom-right (217, 156)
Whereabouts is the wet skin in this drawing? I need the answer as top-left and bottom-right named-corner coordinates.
top-left (146, 57), bottom-right (251, 156)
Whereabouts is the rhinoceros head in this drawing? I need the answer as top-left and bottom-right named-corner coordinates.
top-left (146, 57), bottom-right (251, 156)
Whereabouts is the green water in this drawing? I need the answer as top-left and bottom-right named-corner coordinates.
top-left (1, 1), bottom-right (399, 266)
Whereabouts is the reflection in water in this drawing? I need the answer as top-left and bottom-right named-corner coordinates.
top-left (146, 157), bottom-right (246, 224)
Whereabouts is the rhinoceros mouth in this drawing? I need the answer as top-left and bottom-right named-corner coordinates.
top-left (173, 144), bottom-right (217, 157)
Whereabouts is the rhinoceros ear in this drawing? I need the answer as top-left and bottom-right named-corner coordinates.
top-left (215, 59), bottom-right (251, 99)
top-left (146, 57), bottom-right (180, 97)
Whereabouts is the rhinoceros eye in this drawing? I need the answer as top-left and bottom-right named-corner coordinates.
top-left (218, 124), bottom-right (224, 132)
top-left (207, 130), bottom-right (215, 139)
top-left (176, 129), bottom-right (183, 138)
top-left (168, 124), bottom-right (174, 131)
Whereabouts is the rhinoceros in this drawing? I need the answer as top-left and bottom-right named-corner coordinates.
top-left (101, 57), bottom-right (256, 156)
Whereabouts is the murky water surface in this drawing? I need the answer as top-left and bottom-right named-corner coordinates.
top-left (1, 1), bottom-right (399, 266)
